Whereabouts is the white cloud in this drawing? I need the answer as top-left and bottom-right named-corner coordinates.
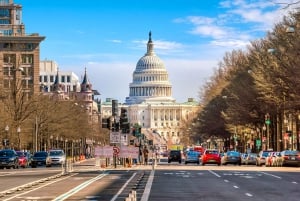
top-left (108, 39), bottom-right (122, 43)
top-left (211, 39), bottom-right (250, 48)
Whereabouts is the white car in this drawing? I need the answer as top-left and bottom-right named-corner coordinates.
top-left (48, 149), bottom-right (66, 166)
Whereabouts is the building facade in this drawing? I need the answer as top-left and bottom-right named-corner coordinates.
top-left (39, 60), bottom-right (81, 93)
top-left (0, 0), bottom-right (45, 96)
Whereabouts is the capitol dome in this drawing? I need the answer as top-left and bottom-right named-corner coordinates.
top-left (125, 32), bottom-right (175, 105)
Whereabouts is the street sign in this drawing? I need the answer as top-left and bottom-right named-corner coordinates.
top-left (110, 131), bottom-right (120, 143)
top-left (265, 120), bottom-right (271, 125)
top-left (113, 146), bottom-right (120, 156)
top-left (256, 139), bottom-right (261, 146)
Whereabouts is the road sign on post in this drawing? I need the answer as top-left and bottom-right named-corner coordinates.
top-left (110, 132), bottom-right (120, 143)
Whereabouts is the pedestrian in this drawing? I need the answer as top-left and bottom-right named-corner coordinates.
top-left (143, 146), bottom-right (149, 165)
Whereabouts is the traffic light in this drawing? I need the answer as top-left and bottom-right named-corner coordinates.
top-left (112, 99), bottom-right (118, 116)
top-left (102, 118), bottom-right (111, 129)
top-left (132, 128), bottom-right (136, 136)
top-left (120, 108), bottom-right (130, 133)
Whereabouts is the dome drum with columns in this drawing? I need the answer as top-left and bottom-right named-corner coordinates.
top-left (125, 31), bottom-right (175, 105)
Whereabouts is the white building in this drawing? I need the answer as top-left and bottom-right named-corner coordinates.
top-left (101, 32), bottom-right (200, 148)
top-left (39, 60), bottom-right (80, 93)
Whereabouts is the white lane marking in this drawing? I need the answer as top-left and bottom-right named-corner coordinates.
top-left (3, 174), bottom-right (77, 201)
top-left (53, 173), bottom-right (108, 201)
top-left (260, 172), bottom-right (281, 179)
top-left (224, 179), bottom-right (229, 182)
top-left (141, 170), bottom-right (155, 201)
top-left (233, 185), bottom-right (239, 189)
top-left (208, 170), bottom-right (221, 177)
top-left (292, 181), bottom-right (298, 184)
top-left (245, 193), bottom-right (253, 197)
top-left (110, 172), bottom-right (137, 201)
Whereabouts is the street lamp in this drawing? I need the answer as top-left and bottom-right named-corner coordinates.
top-left (17, 126), bottom-right (21, 150)
top-left (262, 125), bottom-right (266, 150)
top-left (5, 125), bottom-right (9, 148)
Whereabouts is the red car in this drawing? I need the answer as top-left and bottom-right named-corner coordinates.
top-left (201, 149), bottom-right (221, 166)
top-left (16, 151), bottom-right (29, 168)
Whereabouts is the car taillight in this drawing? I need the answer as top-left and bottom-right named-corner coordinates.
top-left (284, 156), bottom-right (289, 159)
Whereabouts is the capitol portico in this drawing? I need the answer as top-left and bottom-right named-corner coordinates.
top-left (101, 32), bottom-right (200, 148)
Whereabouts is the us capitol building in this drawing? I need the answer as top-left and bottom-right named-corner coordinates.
top-left (101, 32), bottom-right (200, 148)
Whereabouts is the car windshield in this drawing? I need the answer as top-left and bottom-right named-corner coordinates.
top-left (50, 150), bottom-right (64, 156)
top-left (206, 150), bottom-right (219, 154)
top-left (262, 152), bottom-right (271, 157)
top-left (284, 150), bottom-right (299, 156)
top-left (16, 152), bottom-right (25, 157)
top-left (34, 152), bottom-right (47, 157)
top-left (227, 152), bottom-right (240, 156)
top-left (187, 151), bottom-right (199, 156)
top-left (0, 150), bottom-right (14, 157)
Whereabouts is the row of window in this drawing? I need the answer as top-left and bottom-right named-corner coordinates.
top-left (3, 54), bottom-right (33, 64)
top-left (2, 43), bottom-right (34, 50)
top-left (160, 132), bottom-right (180, 138)
top-left (154, 122), bottom-right (180, 127)
top-left (40, 75), bottom-right (71, 83)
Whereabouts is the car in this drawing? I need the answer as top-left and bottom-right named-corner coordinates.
top-left (265, 151), bottom-right (282, 167)
top-left (256, 150), bottom-right (273, 166)
top-left (221, 151), bottom-right (242, 165)
top-left (16, 151), bottom-right (29, 168)
top-left (0, 149), bottom-right (19, 169)
top-left (201, 149), bottom-right (221, 166)
top-left (280, 150), bottom-right (300, 167)
top-left (31, 151), bottom-right (51, 168)
top-left (244, 153), bottom-right (257, 165)
top-left (168, 150), bottom-right (182, 163)
top-left (184, 150), bottom-right (200, 164)
top-left (24, 152), bottom-right (32, 166)
top-left (241, 153), bottom-right (248, 165)
top-left (48, 149), bottom-right (66, 166)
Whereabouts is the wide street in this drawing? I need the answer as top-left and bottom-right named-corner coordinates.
top-left (0, 158), bottom-right (299, 201)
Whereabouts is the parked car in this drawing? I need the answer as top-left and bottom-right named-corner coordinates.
top-left (16, 151), bottom-right (29, 168)
top-left (221, 151), bottom-right (242, 165)
top-left (241, 153), bottom-right (248, 165)
top-left (31, 151), bottom-right (51, 168)
top-left (201, 149), bottom-right (221, 166)
top-left (0, 149), bottom-right (19, 169)
top-left (48, 149), bottom-right (66, 166)
top-left (184, 150), bottom-right (200, 165)
top-left (281, 150), bottom-right (300, 167)
top-left (244, 153), bottom-right (257, 165)
top-left (168, 150), bottom-right (182, 164)
top-left (265, 151), bottom-right (282, 167)
top-left (24, 152), bottom-right (32, 166)
top-left (256, 150), bottom-right (273, 166)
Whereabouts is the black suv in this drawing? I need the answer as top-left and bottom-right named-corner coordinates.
top-left (168, 150), bottom-right (182, 163)
top-left (0, 149), bottom-right (19, 169)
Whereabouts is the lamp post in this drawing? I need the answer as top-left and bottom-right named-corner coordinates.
top-left (17, 126), bottom-right (21, 150)
top-left (4, 125), bottom-right (9, 149)
top-left (265, 113), bottom-right (271, 150)
top-left (262, 125), bottom-right (266, 150)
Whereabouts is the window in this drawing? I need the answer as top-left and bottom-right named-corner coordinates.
top-left (50, 75), bottom-right (54, 82)
top-left (61, 76), bottom-right (65, 82)
top-left (22, 54), bottom-right (33, 64)
top-left (43, 76), bottom-right (48, 82)
top-left (67, 76), bottom-right (71, 83)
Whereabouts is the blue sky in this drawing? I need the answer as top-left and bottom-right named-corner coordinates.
top-left (18, 0), bottom-right (295, 103)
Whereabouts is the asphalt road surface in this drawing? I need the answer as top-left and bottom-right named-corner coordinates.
top-left (0, 159), bottom-right (299, 201)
